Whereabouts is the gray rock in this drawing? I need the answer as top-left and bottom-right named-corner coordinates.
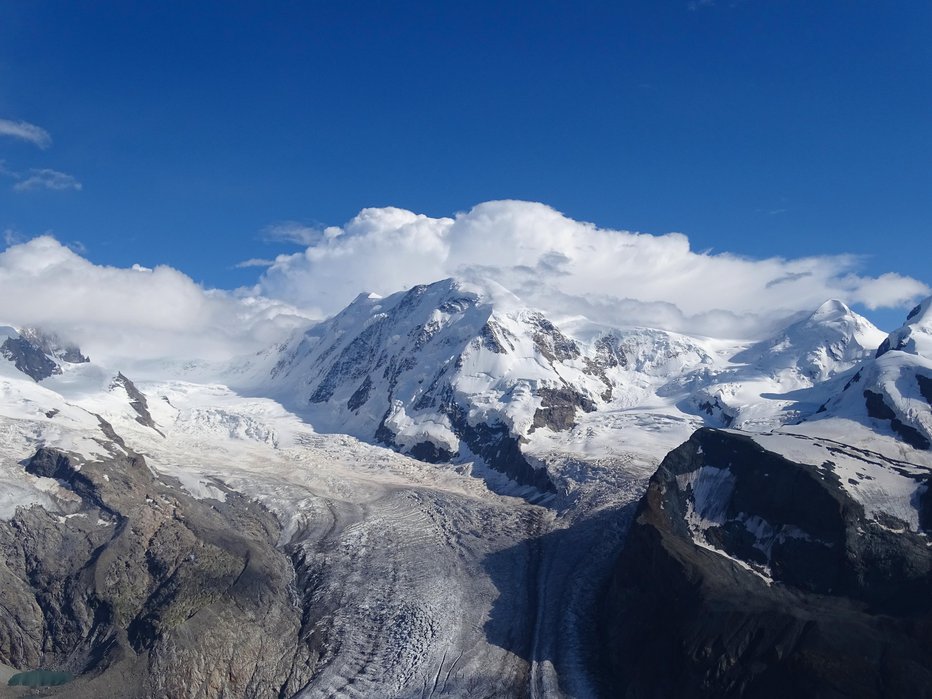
top-left (110, 373), bottom-right (162, 435)
top-left (600, 428), bottom-right (932, 698)
top-left (531, 387), bottom-right (596, 432)
top-left (0, 338), bottom-right (61, 382)
top-left (0, 444), bottom-right (318, 698)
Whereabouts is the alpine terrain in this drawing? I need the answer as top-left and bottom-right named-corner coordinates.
top-left (0, 280), bottom-right (929, 698)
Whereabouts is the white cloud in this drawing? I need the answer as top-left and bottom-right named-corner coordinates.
top-left (235, 257), bottom-right (276, 269)
top-left (0, 236), bottom-right (310, 364)
top-left (0, 203), bottom-right (925, 371)
top-left (13, 168), bottom-right (82, 192)
top-left (0, 118), bottom-right (52, 149)
top-left (261, 221), bottom-right (343, 246)
top-left (258, 200), bottom-right (930, 338)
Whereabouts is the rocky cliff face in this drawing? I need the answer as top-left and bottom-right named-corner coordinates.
top-left (600, 428), bottom-right (932, 698)
top-left (0, 328), bottom-right (89, 382)
top-left (0, 442), bottom-right (318, 698)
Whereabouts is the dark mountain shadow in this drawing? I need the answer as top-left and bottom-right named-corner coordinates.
top-left (479, 501), bottom-right (640, 698)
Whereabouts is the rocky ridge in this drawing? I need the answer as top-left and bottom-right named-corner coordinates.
top-left (600, 300), bottom-right (932, 698)
top-left (0, 440), bottom-right (319, 698)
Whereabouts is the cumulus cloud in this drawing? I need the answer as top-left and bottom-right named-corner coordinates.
top-left (0, 118), bottom-right (52, 149)
top-left (0, 237), bottom-right (310, 364)
top-left (258, 200), bottom-right (930, 338)
top-left (1, 203), bottom-right (925, 369)
top-left (13, 168), bottom-right (82, 192)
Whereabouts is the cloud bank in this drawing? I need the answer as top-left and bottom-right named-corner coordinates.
top-left (0, 118), bottom-right (52, 149)
top-left (259, 200), bottom-right (929, 338)
top-left (0, 237), bottom-right (308, 364)
top-left (0, 201), bottom-right (925, 369)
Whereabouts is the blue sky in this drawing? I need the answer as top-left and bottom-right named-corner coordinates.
top-left (0, 0), bottom-right (929, 331)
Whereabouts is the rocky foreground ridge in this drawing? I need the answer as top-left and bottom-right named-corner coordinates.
top-left (601, 428), bottom-right (932, 698)
top-left (0, 443), bottom-right (320, 698)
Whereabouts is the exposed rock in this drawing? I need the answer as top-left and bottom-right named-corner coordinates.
top-left (19, 328), bottom-right (89, 365)
top-left (876, 297), bottom-right (932, 359)
top-left (581, 335), bottom-right (626, 400)
top-left (309, 322), bottom-right (384, 404)
top-left (876, 335), bottom-right (895, 358)
top-left (441, 396), bottom-right (556, 495)
top-left (600, 429), bottom-right (932, 697)
top-left (346, 375), bottom-right (372, 412)
top-left (528, 312), bottom-right (579, 363)
top-left (696, 396), bottom-right (736, 427)
top-left (864, 390), bottom-right (930, 450)
top-left (918, 374), bottom-right (932, 406)
top-left (1, 337), bottom-right (61, 382)
top-left (479, 320), bottom-right (509, 354)
top-left (0, 444), bottom-right (318, 698)
top-left (111, 373), bottom-right (162, 435)
top-left (405, 440), bottom-right (455, 464)
top-left (531, 386), bottom-right (596, 432)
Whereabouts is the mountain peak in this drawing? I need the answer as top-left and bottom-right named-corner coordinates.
top-left (731, 299), bottom-right (882, 381)
top-left (810, 298), bottom-right (851, 320)
top-left (905, 297), bottom-right (932, 327)
top-left (876, 296), bottom-right (932, 359)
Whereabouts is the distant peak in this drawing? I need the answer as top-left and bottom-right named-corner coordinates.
top-left (905, 297), bottom-right (932, 326)
top-left (875, 296), bottom-right (932, 359)
top-left (809, 299), bottom-right (851, 320)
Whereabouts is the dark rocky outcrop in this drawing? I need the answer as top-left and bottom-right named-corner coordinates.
top-left (442, 396), bottom-right (556, 495)
top-left (531, 386), bottom-right (596, 432)
top-left (19, 329), bottom-right (89, 365)
top-left (864, 390), bottom-right (930, 450)
top-left (375, 393), bottom-right (556, 495)
top-left (918, 374), bottom-right (932, 407)
top-left (696, 396), bottom-right (736, 427)
top-left (0, 329), bottom-right (89, 382)
top-left (110, 373), bottom-right (162, 435)
top-left (875, 335), bottom-right (898, 358)
top-left (346, 375), bottom-right (373, 412)
top-left (1, 337), bottom-right (61, 382)
top-left (0, 444), bottom-right (319, 698)
top-left (528, 313), bottom-right (580, 363)
top-left (600, 429), bottom-right (932, 698)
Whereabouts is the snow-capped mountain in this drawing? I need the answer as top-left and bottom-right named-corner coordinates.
top-left (677, 299), bottom-right (885, 430)
top-left (0, 288), bottom-right (929, 699)
top-left (602, 301), bottom-right (932, 696)
top-left (877, 296), bottom-right (932, 358)
top-left (238, 279), bottom-right (622, 490)
top-left (226, 280), bottom-right (892, 492)
top-left (804, 298), bottom-right (932, 451)
top-left (732, 298), bottom-right (885, 381)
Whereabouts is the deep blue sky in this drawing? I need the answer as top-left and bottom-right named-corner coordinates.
top-left (0, 1), bottom-right (929, 328)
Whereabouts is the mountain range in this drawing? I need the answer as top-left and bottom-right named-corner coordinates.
top-left (0, 278), bottom-right (929, 697)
